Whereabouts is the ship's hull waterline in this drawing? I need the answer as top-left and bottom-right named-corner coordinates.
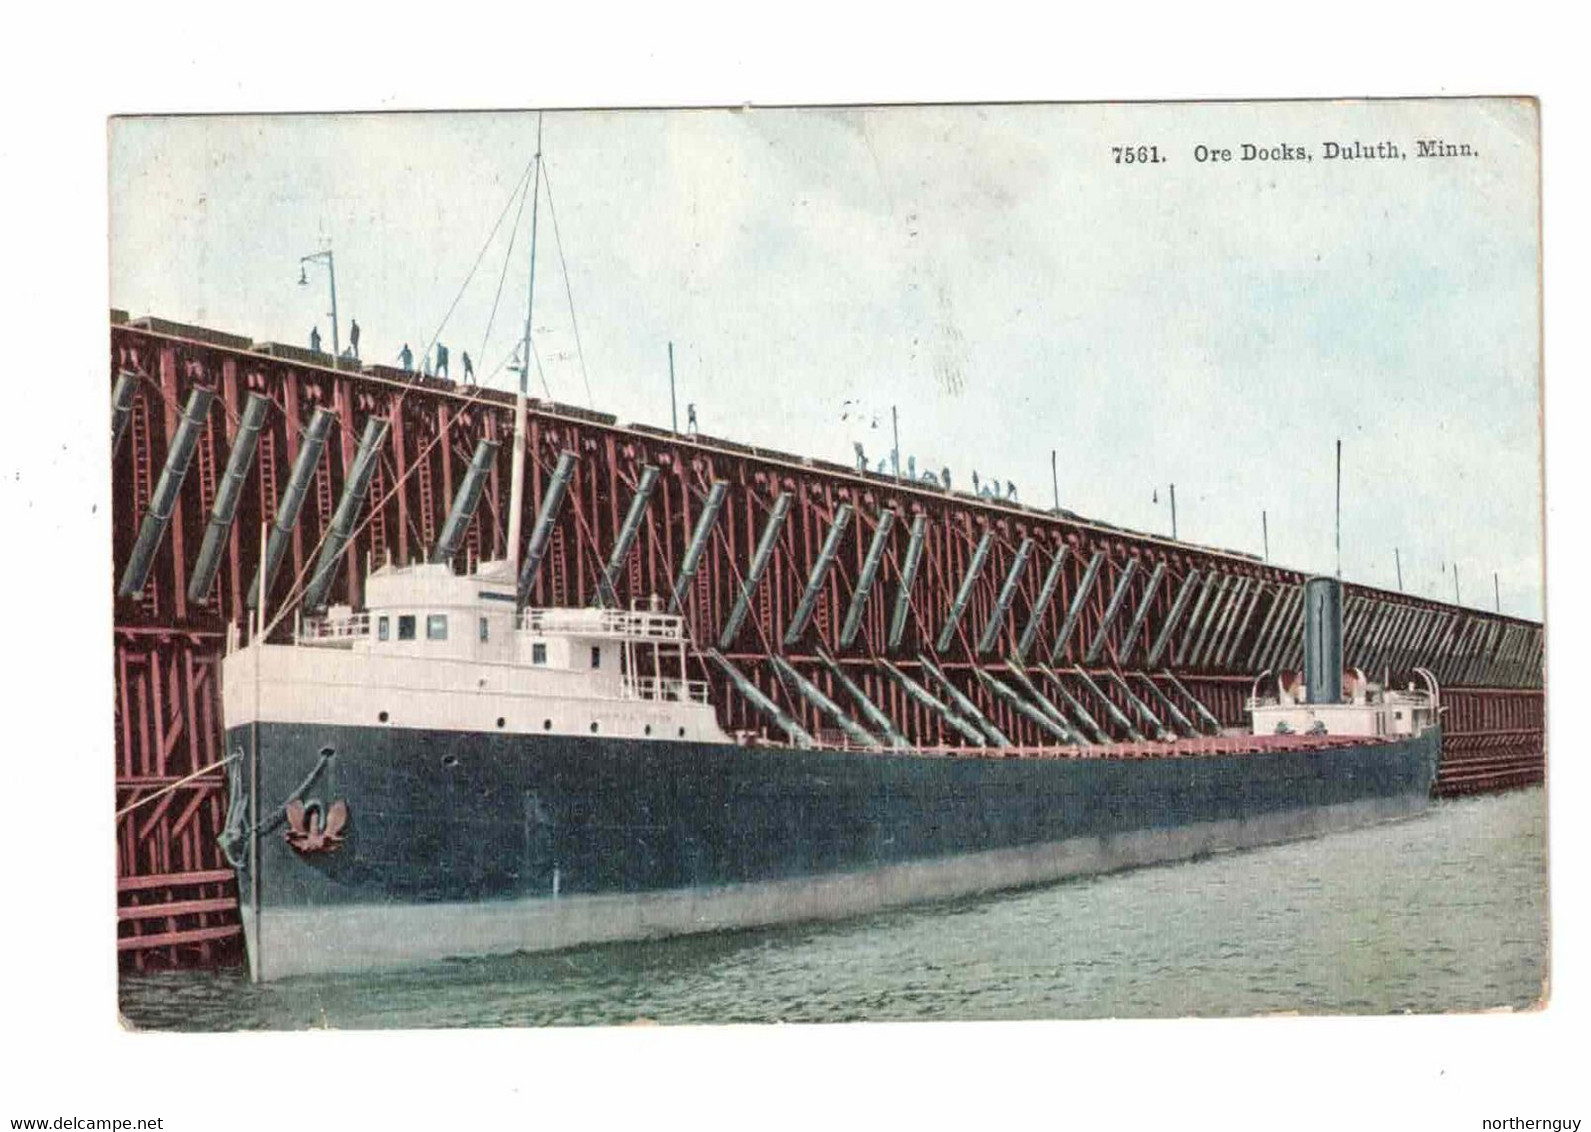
top-left (225, 722), bottom-right (1441, 981)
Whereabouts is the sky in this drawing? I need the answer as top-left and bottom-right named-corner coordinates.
top-left (109, 100), bottom-right (1543, 617)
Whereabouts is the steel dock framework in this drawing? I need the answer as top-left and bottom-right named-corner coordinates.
top-left (108, 314), bottom-right (1545, 970)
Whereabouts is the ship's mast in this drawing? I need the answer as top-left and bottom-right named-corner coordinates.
top-left (506, 114), bottom-right (544, 583)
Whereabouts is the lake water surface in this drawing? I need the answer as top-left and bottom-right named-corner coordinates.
top-left (118, 787), bottom-right (1548, 1029)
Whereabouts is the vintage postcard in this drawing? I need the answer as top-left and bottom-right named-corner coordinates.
top-left (107, 99), bottom-right (1544, 1029)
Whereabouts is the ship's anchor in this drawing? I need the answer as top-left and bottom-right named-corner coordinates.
top-left (218, 746), bottom-right (344, 866)
top-left (284, 797), bottom-right (349, 854)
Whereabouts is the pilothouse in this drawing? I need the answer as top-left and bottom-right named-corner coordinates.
top-left (228, 558), bottom-right (726, 744)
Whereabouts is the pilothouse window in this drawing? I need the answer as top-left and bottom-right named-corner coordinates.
top-left (591, 646), bottom-right (602, 669)
top-left (378, 616), bottom-right (390, 641)
top-left (532, 642), bottom-right (547, 665)
top-left (398, 615), bottom-right (416, 641)
top-left (479, 617), bottom-right (490, 643)
top-left (427, 614), bottom-right (448, 641)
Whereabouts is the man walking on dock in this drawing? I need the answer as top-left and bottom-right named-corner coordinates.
top-left (461, 351), bottom-right (475, 384)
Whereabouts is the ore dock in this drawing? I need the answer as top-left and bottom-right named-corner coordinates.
top-left (110, 313), bottom-right (1546, 971)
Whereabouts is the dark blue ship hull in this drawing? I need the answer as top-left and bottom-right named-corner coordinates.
top-left (225, 723), bottom-right (1441, 979)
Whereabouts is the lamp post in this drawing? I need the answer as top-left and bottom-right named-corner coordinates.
top-left (891, 405), bottom-right (900, 480)
top-left (299, 248), bottom-right (339, 359)
top-left (1334, 438), bottom-right (1342, 580)
top-left (668, 342), bottom-right (678, 433)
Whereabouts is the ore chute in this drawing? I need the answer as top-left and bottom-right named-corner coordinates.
top-left (1145, 570), bottom-right (1201, 668)
top-left (595, 464), bottom-right (660, 607)
top-left (304, 417), bottom-right (390, 610)
top-left (1157, 669), bottom-right (1223, 734)
top-left (977, 538), bottom-right (1034, 656)
top-left (189, 392), bottom-right (271, 603)
top-left (1171, 572), bottom-right (1222, 666)
top-left (668, 481), bottom-right (728, 614)
top-left (1244, 583), bottom-right (1291, 671)
top-left (1215, 585), bottom-right (1266, 670)
top-left (886, 515), bottom-right (929, 650)
top-left (974, 668), bottom-right (1073, 744)
top-left (119, 386), bottom-right (216, 600)
top-left (430, 437), bottom-right (501, 567)
top-left (111, 370), bottom-right (139, 455)
top-left (881, 660), bottom-right (985, 746)
top-left (1070, 664), bottom-right (1143, 742)
top-left (1084, 557), bottom-right (1140, 664)
top-left (1114, 560), bottom-right (1166, 666)
top-left (816, 647), bottom-right (909, 748)
top-left (1048, 550), bottom-right (1104, 664)
top-left (718, 492), bottom-right (792, 647)
top-left (1014, 545), bottom-right (1069, 663)
top-left (1198, 576), bottom-right (1252, 669)
top-left (1103, 669), bottom-right (1173, 741)
top-left (246, 407), bottom-right (335, 611)
top-left (1182, 574), bottom-right (1232, 667)
top-left (769, 656), bottom-right (879, 748)
top-left (918, 654), bottom-right (1011, 747)
top-left (1034, 664), bottom-right (1111, 744)
top-left (1260, 587), bottom-right (1305, 674)
top-left (1132, 673), bottom-right (1197, 737)
top-left (707, 650), bottom-right (814, 748)
top-left (935, 530), bottom-right (994, 653)
top-left (785, 504), bottom-right (853, 645)
top-left (1004, 660), bottom-right (1087, 745)
top-left (516, 450), bottom-right (577, 603)
top-left (838, 509), bottom-right (895, 649)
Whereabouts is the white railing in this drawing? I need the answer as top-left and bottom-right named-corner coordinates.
top-left (518, 607), bottom-right (685, 641)
top-left (626, 675), bottom-right (711, 704)
top-left (297, 613), bottom-right (371, 644)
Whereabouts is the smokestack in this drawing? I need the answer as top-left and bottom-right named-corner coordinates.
top-left (1302, 575), bottom-right (1343, 705)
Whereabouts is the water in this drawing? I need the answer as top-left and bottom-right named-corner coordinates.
top-left (118, 788), bottom-right (1548, 1029)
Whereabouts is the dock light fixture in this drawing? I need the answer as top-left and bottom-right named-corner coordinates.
top-left (298, 248), bottom-right (340, 359)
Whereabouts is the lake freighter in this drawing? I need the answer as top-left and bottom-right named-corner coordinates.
top-left (216, 124), bottom-right (1440, 981)
top-left (220, 561), bottom-right (1440, 981)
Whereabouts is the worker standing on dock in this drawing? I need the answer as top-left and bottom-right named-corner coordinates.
top-left (309, 325), bottom-right (322, 354)
top-left (461, 351), bottom-right (475, 384)
top-left (399, 343), bottom-right (413, 372)
top-left (349, 319), bottom-right (361, 360)
top-left (436, 343), bottom-right (450, 378)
